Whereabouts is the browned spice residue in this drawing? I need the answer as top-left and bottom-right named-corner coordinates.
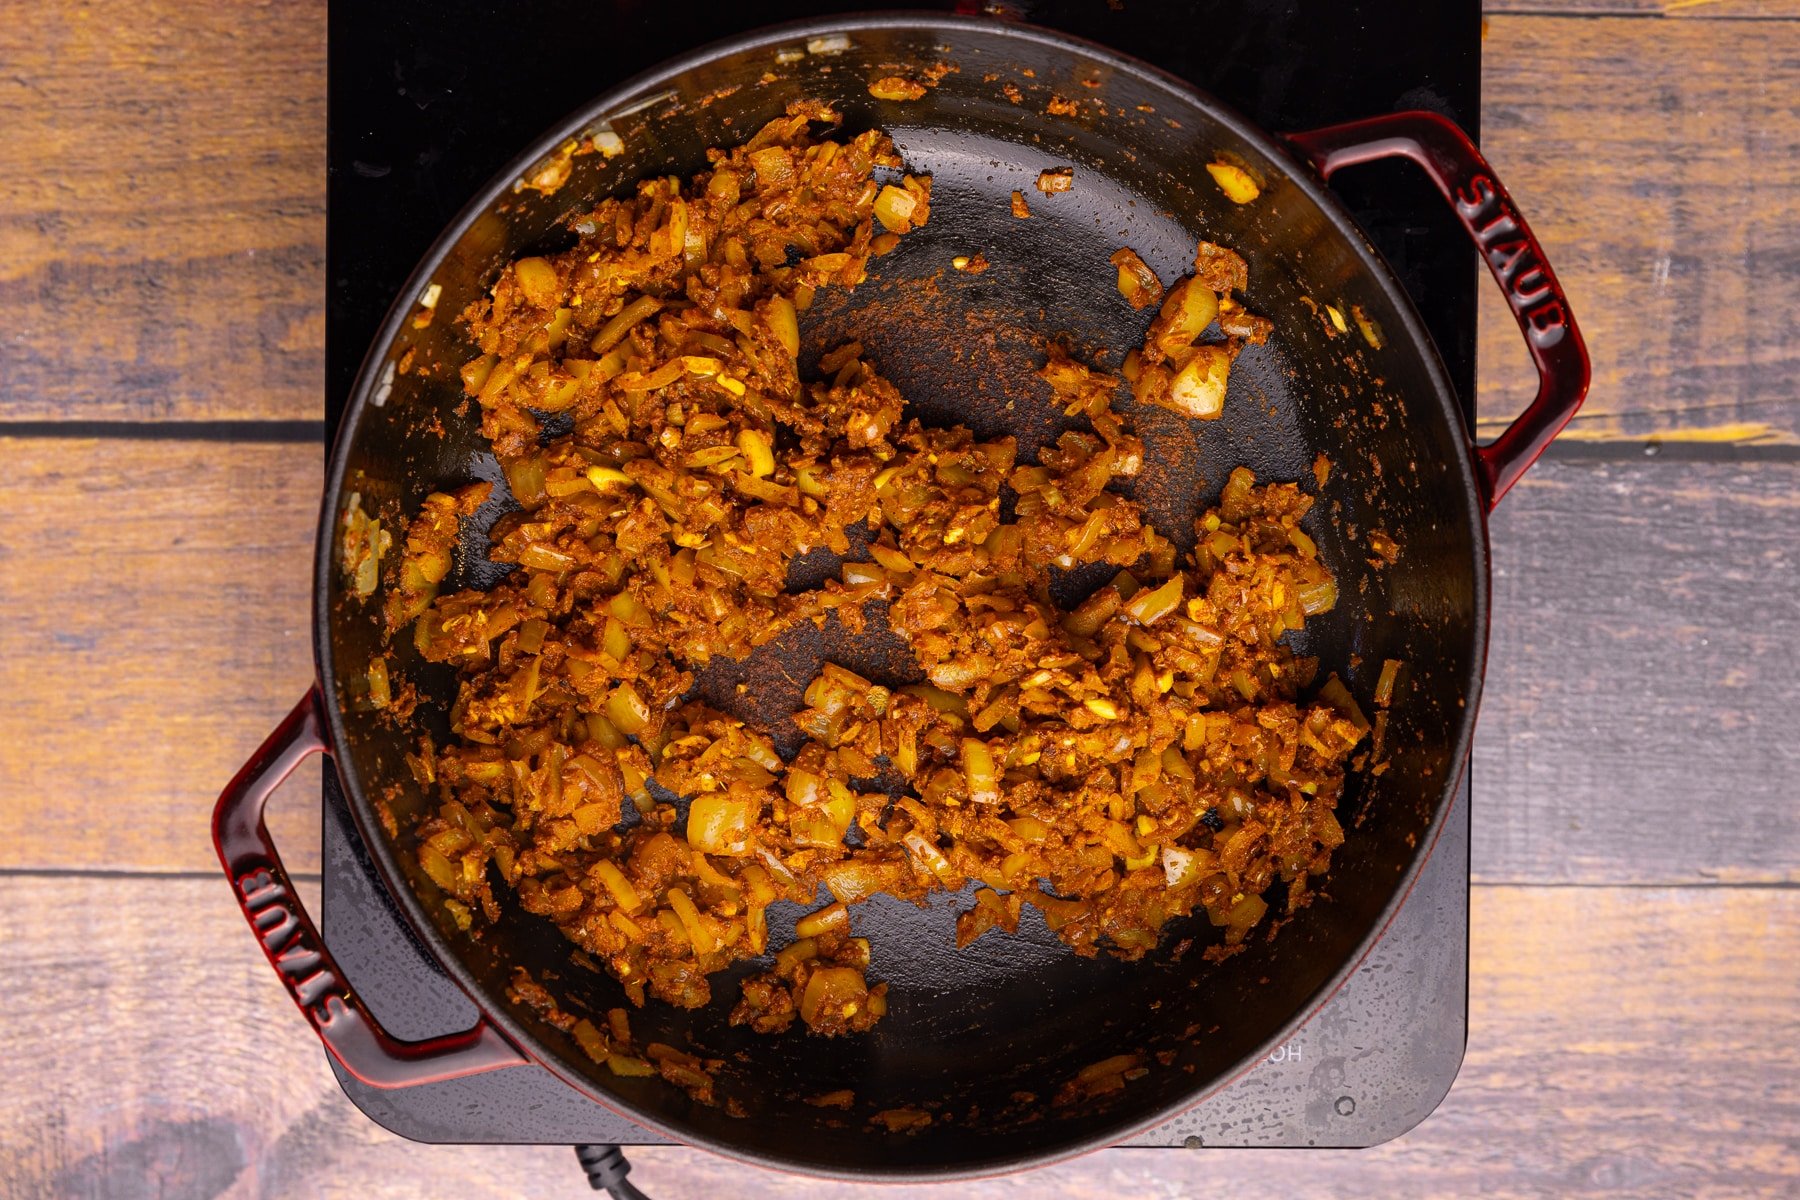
top-left (868, 76), bottom-right (927, 101)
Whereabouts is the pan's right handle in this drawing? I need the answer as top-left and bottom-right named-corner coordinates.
top-left (1285, 111), bottom-right (1590, 510)
top-left (213, 689), bottom-right (530, 1087)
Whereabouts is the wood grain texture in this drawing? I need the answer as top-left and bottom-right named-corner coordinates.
top-left (0, 438), bottom-right (323, 875)
top-left (1486, 1), bottom-right (1795, 17)
top-left (1, 877), bottom-right (1792, 1199)
top-left (2, 3), bottom-right (1794, 441)
top-left (0, 0), bottom-right (324, 422)
top-left (1476, 15), bottom-right (1800, 443)
top-left (1476, 457), bottom-right (1800, 883)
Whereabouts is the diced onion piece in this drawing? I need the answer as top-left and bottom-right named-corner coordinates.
top-left (1155, 279), bottom-right (1220, 357)
top-left (366, 658), bottom-right (391, 709)
top-left (775, 937), bottom-right (819, 974)
top-left (606, 683), bottom-right (651, 735)
top-left (842, 937), bottom-right (872, 971)
top-left (873, 184), bottom-right (920, 233)
top-left (513, 256), bottom-right (560, 308)
top-left (736, 429), bottom-right (776, 477)
top-left (732, 472), bottom-right (797, 505)
top-left (666, 887), bottom-right (717, 954)
top-left (1354, 305), bottom-right (1386, 349)
top-left (1165, 345), bottom-right (1231, 420)
top-left (572, 1018), bottom-right (608, 1063)
top-left (1131, 361), bottom-right (1171, 411)
top-left (903, 832), bottom-right (960, 887)
top-left (1161, 845), bottom-right (1201, 888)
top-left (788, 807), bottom-right (842, 848)
top-left (572, 803), bottom-right (614, 836)
top-left (795, 901), bottom-right (849, 939)
top-left (1036, 167), bottom-right (1074, 194)
top-left (763, 295), bottom-right (800, 358)
top-left (903, 683), bottom-right (969, 718)
top-left (1375, 658), bottom-right (1404, 707)
top-left (590, 294), bottom-right (663, 354)
top-left (841, 561), bottom-right (885, 587)
top-left (1077, 1053), bottom-right (1142, 1084)
top-left (536, 373), bottom-right (582, 412)
top-left (822, 788), bottom-right (856, 837)
top-left (1008, 816), bottom-right (1049, 842)
top-left (1124, 842), bottom-right (1159, 871)
top-left (615, 359), bottom-right (687, 391)
top-left (543, 307), bottom-right (575, 350)
top-left (687, 792), bottom-right (753, 855)
top-left (784, 767), bottom-right (824, 808)
top-left (602, 616), bottom-right (632, 663)
top-left (800, 967), bottom-right (869, 1029)
top-left (1083, 697), bottom-right (1120, 721)
top-left (591, 860), bottom-right (643, 913)
top-left (1109, 247), bottom-right (1164, 310)
top-left (505, 456), bottom-right (548, 507)
top-left (1206, 161), bottom-right (1262, 204)
top-left (518, 544), bottom-right (575, 572)
top-left (608, 590), bottom-right (652, 626)
top-left (1297, 578), bottom-right (1339, 616)
top-left (684, 444), bottom-right (742, 469)
top-left (419, 844), bottom-right (458, 892)
top-left (1223, 892), bottom-right (1268, 944)
top-left (961, 738), bottom-right (1000, 804)
top-left (607, 1053), bottom-right (656, 1077)
top-left (1122, 575), bottom-right (1183, 625)
top-left (586, 466), bottom-right (634, 490)
top-left (460, 354), bottom-right (497, 395)
top-left (823, 861), bottom-right (889, 904)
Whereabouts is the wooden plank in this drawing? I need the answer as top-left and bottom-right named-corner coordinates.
top-left (0, 438), bottom-right (323, 874)
top-left (0, 0), bottom-right (324, 423)
top-left (0, 4), bottom-right (1791, 440)
top-left (1475, 15), bottom-right (1800, 443)
top-left (2, 442), bottom-right (1791, 884)
top-left (1486, 1), bottom-right (1795, 17)
top-left (1487, 1), bottom-right (1795, 17)
top-left (0, 877), bottom-right (1791, 1198)
top-left (1476, 457), bottom-right (1800, 884)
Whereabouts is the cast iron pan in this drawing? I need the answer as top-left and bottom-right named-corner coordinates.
top-left (215, 13), bottom-right (1585, 1180)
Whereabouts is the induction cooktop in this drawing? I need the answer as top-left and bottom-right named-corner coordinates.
top-left (320, 0), bottom-right (1478, 1167)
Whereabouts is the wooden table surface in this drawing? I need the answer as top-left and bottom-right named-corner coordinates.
top-left (3, 2), bottom-right (1796, 1197)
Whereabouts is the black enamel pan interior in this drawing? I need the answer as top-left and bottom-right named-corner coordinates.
top-left (314, 14), bottom-right (1489, 1179)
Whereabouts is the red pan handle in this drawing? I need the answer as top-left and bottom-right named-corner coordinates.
top-left (1285, 111), bottom-right (1589, 509)
top-left (212, 688), bottom-right (530, 1086)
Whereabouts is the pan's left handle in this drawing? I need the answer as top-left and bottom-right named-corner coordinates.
top-left (213, 688), bottom-right (530, 1086)
top-left (1285, 111), bottom-right (1590, 509)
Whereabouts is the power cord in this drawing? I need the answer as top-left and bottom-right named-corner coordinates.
top-left (574, 1144), bottom-right (652, 1200)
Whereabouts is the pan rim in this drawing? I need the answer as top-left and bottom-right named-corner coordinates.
top-left (312, 9), bottom-right (1490, 1180)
